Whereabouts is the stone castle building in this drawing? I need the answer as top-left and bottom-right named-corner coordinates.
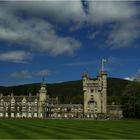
top-left (0, 82), bottom-right (58, 118)
top-left (0, 67), bottom-right (123, 119)
top-left (0, 81), bottom-right (83, 118)
top-left (83, 71), bottom-right (107, 118)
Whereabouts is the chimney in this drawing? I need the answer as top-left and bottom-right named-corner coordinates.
top-left (0, 93), bottom-right (3, 98)
top-left (11, 93), bottom-right (14, 97)
top-left (29, 92), bottom-right (32, 97)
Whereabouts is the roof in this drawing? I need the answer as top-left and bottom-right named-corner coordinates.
top-left (53, 104), bottom-right (83, 108)
top-left (46, 98), bottom-right (58, 104)
top-left (0, 96), bottom-right (39, 102)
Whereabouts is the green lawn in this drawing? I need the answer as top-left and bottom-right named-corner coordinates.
top-left (0, 119), bottom-right (140, 139)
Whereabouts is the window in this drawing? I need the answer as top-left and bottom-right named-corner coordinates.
top-left (91, 89), bottom-right (93, 92)
top-left (78, 108), bottom-right (81, 112)
top-left (95, 108), bottom-right (97, 111)
top-left (65, 108), bottom-right (67, 112)
top-left (0, 107), bottom-right (3, 111)
top-left (34, 101), bottom-right (38, 105)
top-left (90, 95), bottom-right (94, 100)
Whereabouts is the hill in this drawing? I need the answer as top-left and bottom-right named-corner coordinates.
top-left (0, 78), bottom-right (130, 104)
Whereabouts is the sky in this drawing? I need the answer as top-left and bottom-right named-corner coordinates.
top-left (0, 0), bottom-right (140, 86)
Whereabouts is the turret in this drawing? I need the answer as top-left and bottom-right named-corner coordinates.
top-left (82, 72), bottom-right (89, 92)
top-left (82, 71), bottom-right (89, 80)
top-left (101, 71), bottom-right (107, 114)
top-left (0, 93), bottom-right (3, 98)
top-left (98, 70), bottom-right (107, 114)
top-left (39, 82), bottom-right (47, 102)
top-left (38, 81), bottom-right (47, 118)
top-left (11, 92), bottom-right (14, 97)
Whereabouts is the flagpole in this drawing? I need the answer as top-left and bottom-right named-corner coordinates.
top-left (101, 58), bottom-right (107, 72)
top-left (102, 59), bottom-right (104, 72)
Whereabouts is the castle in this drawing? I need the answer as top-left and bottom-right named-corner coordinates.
top-left (83, 71), bottom-right (107, 118)
top-left (0, 62), bottom-right (123, 119)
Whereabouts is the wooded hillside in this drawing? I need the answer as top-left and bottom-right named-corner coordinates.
top-left (0, 77), bottom-right (130, 104)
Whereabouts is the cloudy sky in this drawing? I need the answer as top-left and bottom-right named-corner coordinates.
top-left (0, 0), bottom-right (140, 85)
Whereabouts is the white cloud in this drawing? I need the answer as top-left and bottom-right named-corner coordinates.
top-left (0, 51), bottom-right (31, 63)
top-left (87, 1), bottom-right (137, 24)
top-left (10, 70), bottom-right (32, 79)
top-left (3, 1), bottom-right (86, 25)
top-left (64, 60), bottom-right (98, 66)
top-left (0, 3), bottom-right (81, 56)
top-left (0, 0), bottom-right (139, 54)
top-left (37, 70), bottom-right (50, 77)
top-left (131, 69), bottom-right (140, 81)
top-left (107, 20), bottom-right (140, 48)
top-left (10, 69), bottom-right (50, 79)
top-left (124, 69), bottom-right (140, 81)
top-left (89, 31), bottom-right (100, 39)
top-left (124, 77), bottom-right (134, 81)
top-left (86, 1), bottom-right (140, 48)
top-left (5, 1), bottom-right (137, 26)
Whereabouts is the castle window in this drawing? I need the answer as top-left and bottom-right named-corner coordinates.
top-left (91, 89), bottom-right (93, 92)
top-left (0, 107), bottom-right (3, 111)
top-left (34, 101), bottom-right (37, 105)
top-left (77, 108), bottom-right (80, 112)
top-left (34, 107), bottom-right (37, 112)
top-left (0, 99), bottom-right (4, 102)
top-left (90, 95), bottom-right (94, 100)
top-left (64, 108), bottom-right (67, 112)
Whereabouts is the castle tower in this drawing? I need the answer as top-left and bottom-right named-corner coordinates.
top-left (39, 82), bottom-right (47, 102)
top-left (82, 72), bottom-right (89, 92)
top-left (83, 59), bottom-right (107, 118)
top-left (98, 71), bottom-right (107, 114)
top-left (38, 81), bottom-right (47, 118)
top-left (83, 72), bottom-right (101, 117)
top-left (100, 58), bottom-right (107, 114)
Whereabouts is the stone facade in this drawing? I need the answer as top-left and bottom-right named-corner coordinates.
top-left (0, 83), bottom-right (58, 118)
top-left (107, 105), bottom-right (123, 119)
top-left (0, 82), bottom-right (83, 118)
top-left (46, 104), bottom-right (83, 118)
top-left (83, 71), bottom-right (107, 118)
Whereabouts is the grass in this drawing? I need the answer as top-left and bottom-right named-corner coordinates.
top-left (0, 119), bottom-right (140, 139)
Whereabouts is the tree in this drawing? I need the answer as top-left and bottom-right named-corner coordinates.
top-left (122, 81), bottom-right (140, 118)
top-left (107, 96), bottom-right (121, 105)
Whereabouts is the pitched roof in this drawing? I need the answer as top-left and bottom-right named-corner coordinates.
top-left (0, 96), bottom-right (39, 102)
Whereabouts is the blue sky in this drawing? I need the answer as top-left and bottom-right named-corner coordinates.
top-left (0, 0), bottom-right (140, 85)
